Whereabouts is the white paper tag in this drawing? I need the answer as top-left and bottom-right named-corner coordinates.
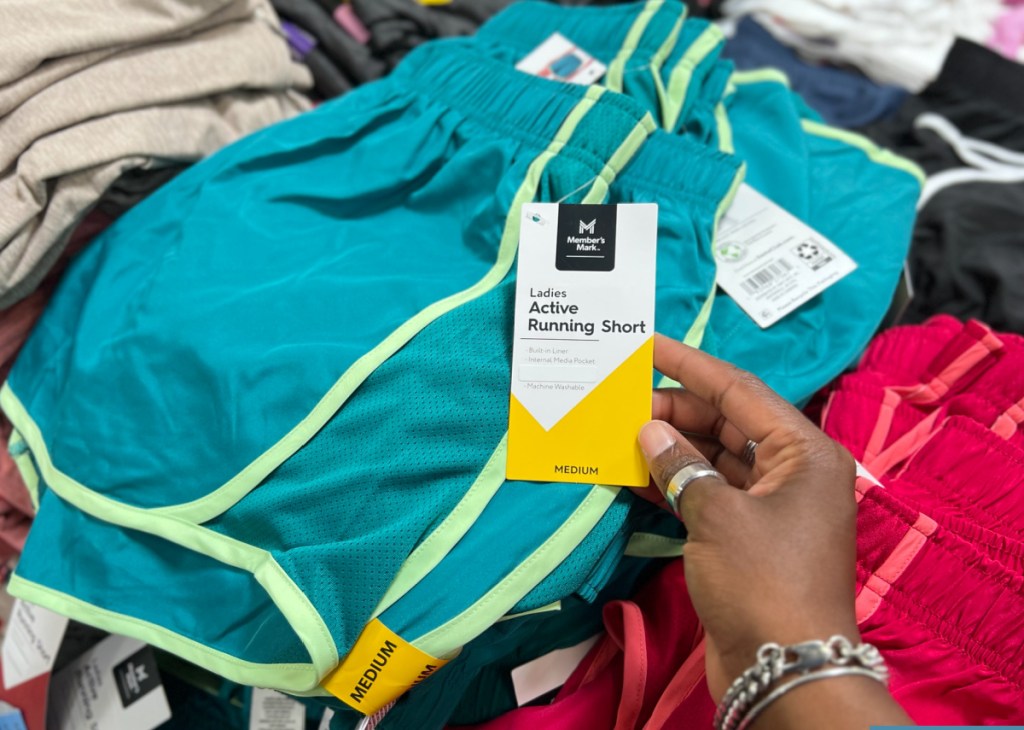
top-left (318, 708), bottom-right (335, 730)
top-left (249, 688), bottom-right (305, 730)
top-left (47, 635), bottom-right (171, 730)
top-left (856, 461), bottom-right (884, 488)
top-left (510, 635), bottom-right (601, 706)
top-left (1, 599), bottom-right (68, 690)
top-left (515, 33), bottom-right (607, 85)
top-left (508, 203), bottom-right (657, 488)
top-left (715, 184), bottom-right (857, 328)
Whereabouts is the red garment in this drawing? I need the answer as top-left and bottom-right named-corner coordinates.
top-left (855, 480), bottom-right (1024, 725)
top-left (463, 318), bottom-right (1024, 729)
top-left (450, 560), bottom-right (716, 730)
top-left (828, 317), bottom-right (1024, 722)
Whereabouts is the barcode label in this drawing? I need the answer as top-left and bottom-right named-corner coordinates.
top-left (740, 259), bottom-right (794, 294)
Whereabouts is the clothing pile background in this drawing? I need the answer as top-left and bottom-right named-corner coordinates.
top-left (0, 1), bottom-right (1021, 729)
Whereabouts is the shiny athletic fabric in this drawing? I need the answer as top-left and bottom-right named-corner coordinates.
top-left (701, 75), bottom-right (920, 404)
top-left (477, 2), bottom-right (922, 404)
top-left (855, 479), bottom-right (1024, 724)
top-left (474, 1), bottom-right (691, 129)
top-left (7, 38), bottom-right (740, 700)
top-left (337, 556), bottom-right (658, 730)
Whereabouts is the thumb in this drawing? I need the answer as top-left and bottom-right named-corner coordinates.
top-left (638, 420), bottom-right (731, 521)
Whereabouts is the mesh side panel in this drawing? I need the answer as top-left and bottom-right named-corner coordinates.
top-left (510, 490), bottom-right (632, 613)
top-left (206, 279), bottom-right (516, 655)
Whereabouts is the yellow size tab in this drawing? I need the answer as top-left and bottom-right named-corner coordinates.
top-left (322, 619), bottom-right (448, 715)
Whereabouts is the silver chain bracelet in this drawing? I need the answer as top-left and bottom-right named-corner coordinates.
top-left (713, 636), bottom-right (889, 730)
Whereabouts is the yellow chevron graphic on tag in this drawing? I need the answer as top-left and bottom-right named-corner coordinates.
top-left (507, 337), bottom-right (653, 487)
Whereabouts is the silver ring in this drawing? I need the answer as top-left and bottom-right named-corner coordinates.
top-left (666, 463), bottom-right (723, 516)
top-left (741, 439), bottom-right (758, 467)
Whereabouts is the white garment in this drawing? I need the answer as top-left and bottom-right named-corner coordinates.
top-left (722, 0), bottom-right (1004, 92)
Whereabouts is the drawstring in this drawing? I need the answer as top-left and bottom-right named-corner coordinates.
top-left (915, 112), bottom-right (1024, 209)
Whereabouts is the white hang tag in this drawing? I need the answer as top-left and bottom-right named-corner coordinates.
top-left (715, 184), bottom-right (857, 328)
top-left (249, 687), bottom-right (305, 730)
top-left (48, 636), bottom-right (171, 730)
top-left (515, 33), bottom-right (607, 85)
top-left (1, 599), bottom-right (68, 690)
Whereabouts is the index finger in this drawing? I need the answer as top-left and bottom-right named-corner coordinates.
top-left (653, 334), bottom-right (812, 443)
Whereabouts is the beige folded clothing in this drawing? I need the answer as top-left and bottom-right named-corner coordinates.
top-left (0, 0), bottom-right (311, 307)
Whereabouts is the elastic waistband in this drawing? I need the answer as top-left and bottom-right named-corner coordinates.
top-left (663, 18), bottom-right (725, 74)
top-left (857, 486), bottom-right (1024, 689)
top-left (617, 130), bottom-right (742, 207)
top-left (903, 418), bottom-right (1024, 526)
top-left (475, 0), bottom-right (686, 66)
top-left (388, 40), bottom-right (739, 208)
top-left (389, 39), bottom-right (655, 169)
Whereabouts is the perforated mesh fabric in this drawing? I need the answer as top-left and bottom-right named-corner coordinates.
top-left (205, 279), bottom-right (515, 654)
top-left (511, 490), bottom-right (633, 612)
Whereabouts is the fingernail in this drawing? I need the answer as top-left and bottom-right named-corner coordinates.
top-left (638, 421), bottom-right (677, 459)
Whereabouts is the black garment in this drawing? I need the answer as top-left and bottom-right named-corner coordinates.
top-left (304, 45), bottom-right (354, 97)
top-left (351, 0), bottom-right (501, 70)
top-left (862, 38), bottom-right (1024, 168)
top-left (272, 0), bottom-right (385, 84)
top-left (681, 0), bottom-right (724, 17)
top-left (908, 179), bottom-right (1024, 333)
top-left (858, 38), bottom-right (1024, 333)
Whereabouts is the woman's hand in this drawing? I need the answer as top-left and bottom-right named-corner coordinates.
top-left (635, 335), bottom-right (860, 701)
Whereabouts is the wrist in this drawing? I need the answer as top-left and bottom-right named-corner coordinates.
top-left (720, 619), bottom-right (862, 688)
top-left (750, 672), bottom-right (906, 730)
top-left (714, 636), bottom-right (891, 730)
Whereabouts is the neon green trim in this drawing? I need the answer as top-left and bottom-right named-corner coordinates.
top-left (583, 114), bottom-right (658, 203)
top-left (8, 574), bottom-right (323, 690)
top-left (403, 105), bottom-right (653, 655)
top-left (660, 162), bottom-right (746, 387)
top-left (604, 0), bottom-right (663, 93)
top-left (412, 484), bottom-right (621, 657)
top-left (730, 68), bottom-right (791, 87)
top-left (372, 437), bottom-right (508, 618)
top-left (497, 601), bottom-right (562, 623)
top-left (8, 428), bottom-right (38, 510)
top-left (374, 104), bottom-right (653, 619)
top-left (1, 87), bottom-right (653, 691)
top-left (801, 119), bottom-right (926, 186)
top-left (0, 383), bottom-right (336, 692)
top-left (624, 532), bottom-right (685, 558)
top-left (663, 24), bottom-right (725, 131)
top-left (715, 102), bottom-right (734, 154)
top-left (651, 11), bottom-right (685, 129)
top-left (142, 86), bottom-right (610, 525)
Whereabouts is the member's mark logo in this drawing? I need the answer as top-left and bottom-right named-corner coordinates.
top-left (579, 218), bottom-right (596, 235)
